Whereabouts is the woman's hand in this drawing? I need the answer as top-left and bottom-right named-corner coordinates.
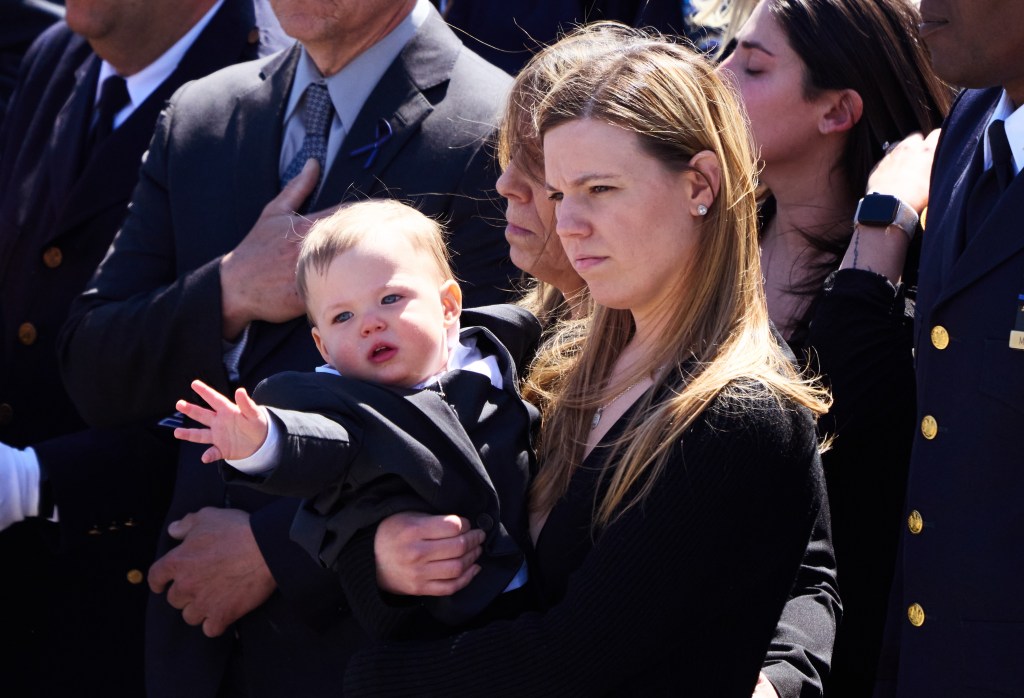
top-left (374, 512), bottom-right (484, 596)
top-left (866, 129), bottom-right (941, 215)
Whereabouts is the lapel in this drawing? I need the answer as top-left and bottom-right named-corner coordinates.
top-left (45, 55), bottom-right (98, 225)
top-left (933, 121), bottom-right (985, 289)
top-left (231, 46), bottom-right (297, 232)
top-left (53, 0), bottom-right (261, 241)
top-left (313, 9), bottom-right (458, 208)
top-left (234, 46), bottom-right (306, 378)
top-left (932, 91), bottom-right (1024, 306)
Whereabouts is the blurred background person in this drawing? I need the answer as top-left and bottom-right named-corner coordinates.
top-left (718, 0), bottom-right (951, 693)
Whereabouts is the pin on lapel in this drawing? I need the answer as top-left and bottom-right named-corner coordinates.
top-left (350, 118), bottom-right (393, 169)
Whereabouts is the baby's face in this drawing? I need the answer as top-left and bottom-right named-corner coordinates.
top-left (306, 236), bottom-right (461, 388)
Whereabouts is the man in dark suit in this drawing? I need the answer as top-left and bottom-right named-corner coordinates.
top-left (58, 0), bottom-right (514, 695)
top-left (0, 0), bottom-right (285, 694)
top-left (860, 1), bottom-right (1024, 694)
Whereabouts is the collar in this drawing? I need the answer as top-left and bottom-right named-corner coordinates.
top-left (984, 89), bottom-right (1024, 176)
top-left (283, 0), bottom-right (429, 133)
top-left (96, 0), bottom-right (224, 128)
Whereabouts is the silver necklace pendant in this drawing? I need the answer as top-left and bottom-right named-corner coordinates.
top-left (591, 407), bottom-right (605, 430)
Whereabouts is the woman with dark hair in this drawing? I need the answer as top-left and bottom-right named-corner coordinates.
top-left (720, 0), bottom-right (952, 693)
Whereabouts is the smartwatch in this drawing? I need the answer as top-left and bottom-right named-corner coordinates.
top-left (854, 193), bottom-right (919, 240)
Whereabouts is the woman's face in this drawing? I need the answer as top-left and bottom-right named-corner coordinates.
top-left (718, 2), bottom-right (826, 175)
top-left (544, 119), bottom-right (701, 325)
top-left (496, 149), bottom-right (583, 295)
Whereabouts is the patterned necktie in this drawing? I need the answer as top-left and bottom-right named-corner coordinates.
top-left (280, 81), bottom-right (335, 204)
top-left (89, 75), bottom-right (129, 152)
top-left (963, 119), bottom-right (1015, 246)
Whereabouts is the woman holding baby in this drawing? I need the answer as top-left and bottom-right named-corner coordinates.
top-left (335, 24), bottom-right (831, 696)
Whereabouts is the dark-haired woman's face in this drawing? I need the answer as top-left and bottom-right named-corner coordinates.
top-left (718, 2), bottom-right (831, 181)
top-left (496, 153), bottom-right (582, 295)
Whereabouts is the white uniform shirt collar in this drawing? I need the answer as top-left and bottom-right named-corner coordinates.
top-left (96, 0), bottom-right (224, 129)
top-left (984, 89), bottom-right (1024, 176)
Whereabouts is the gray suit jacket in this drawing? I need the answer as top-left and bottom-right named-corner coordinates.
top-left (59, 8), bottom-right (515, 697)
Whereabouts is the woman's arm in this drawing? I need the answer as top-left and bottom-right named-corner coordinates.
top-left (343, 392), bottom-right (826, 696)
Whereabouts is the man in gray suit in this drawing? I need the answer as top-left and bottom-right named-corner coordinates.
top-left (59, 1), bottom-right (514, 695)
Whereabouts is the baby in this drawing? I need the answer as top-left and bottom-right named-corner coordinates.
top-left (174, 199), bottom-right (538, 628)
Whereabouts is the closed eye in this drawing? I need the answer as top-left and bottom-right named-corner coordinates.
top-left (590, 185), bottom-right (612, 194)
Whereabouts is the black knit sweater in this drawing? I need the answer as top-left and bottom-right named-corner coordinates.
top-left (343, 382), bottom-right (826, 697)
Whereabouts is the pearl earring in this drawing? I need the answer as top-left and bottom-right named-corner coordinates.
top-left (696, 204), bottom-right (708, 216)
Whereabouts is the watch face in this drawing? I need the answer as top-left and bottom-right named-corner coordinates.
top-left (858, 195), bottom-right (900, 227)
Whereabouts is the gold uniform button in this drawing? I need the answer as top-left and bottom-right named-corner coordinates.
top-left (0, 403), bottom-right (12, 425)
top-left (921, 415), bottom-right (938, 440)
top-left (930, 326), bottom-right (949, 350)
top-left (908, 603), bottom-right (925, 627)
top-left (908, 510), bottom-right (923, 534)
top-left (18, 322), bottom-right (37, 346)
top-left (42, 246), bottom-right (63, 268)
top-left (126, 569), bottom-right (145, 585)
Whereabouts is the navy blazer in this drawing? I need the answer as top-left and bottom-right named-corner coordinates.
top-left (58, 8), bottom-right (515, 697)
top-left (878, 87), bottom-right (1024, 696)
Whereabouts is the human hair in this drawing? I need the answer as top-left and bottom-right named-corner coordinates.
top-left (770, 0), bottom-right (952, 200)
top-left (692, 0), bottom-right (759, 58)
top-left (295, 199), bottom-right (453, 310)
top-left (499, 23), bottom-right (648, 325)
top-left (526, 28), bottom-right (830, 526)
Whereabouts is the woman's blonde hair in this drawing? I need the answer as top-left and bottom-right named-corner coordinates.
top-left (525, 26), bottom-right (830, 526)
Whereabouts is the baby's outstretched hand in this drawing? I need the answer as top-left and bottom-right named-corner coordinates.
top-left (174, 380), bottom-right (269, 463)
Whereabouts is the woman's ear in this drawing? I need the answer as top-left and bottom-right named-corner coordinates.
top-left (819, 88), bottom-right (863, 135)
top-left (440, 279), bottom-right (463, 327)
top-left (687, 150), bottom-right (721, 217)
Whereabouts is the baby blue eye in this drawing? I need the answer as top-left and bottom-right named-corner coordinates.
top-left (334, 311), bottom-right (353, 323)
top-left (382, 294), bottom-right (402, 305)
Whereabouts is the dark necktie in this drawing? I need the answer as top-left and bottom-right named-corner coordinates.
top-left (89, 75), bottom-right (130, 151)
top-left (280, 81), bottom-right (335, 207)
top-left (963, 119), bottom-right (1015, 246)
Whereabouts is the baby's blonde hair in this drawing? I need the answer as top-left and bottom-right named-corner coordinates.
top-left (296, 199), bottom-right (454, 308)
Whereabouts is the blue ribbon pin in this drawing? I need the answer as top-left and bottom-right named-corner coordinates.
top-left (349, 118), bottom-right (393, 169)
